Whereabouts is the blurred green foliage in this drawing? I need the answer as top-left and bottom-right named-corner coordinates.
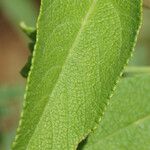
top-left (0, 86), bottom-right (24, 102)
top-left (0, 86), bottom-right (24, 150)
top-left (0, 0), bottom-right (38, 26)
top-left (130, 9), bottom-right (150, 66)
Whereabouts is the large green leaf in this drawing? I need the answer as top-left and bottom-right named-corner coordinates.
top-left (79, 75), bottom-right (150, 150)
top-left (12, 0), bottom-right (141, 149)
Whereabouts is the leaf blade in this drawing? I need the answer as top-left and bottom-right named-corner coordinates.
top-left (12, 0), bottom-right (142, 149)
top-left (80, 75), bottom-right (150, 150)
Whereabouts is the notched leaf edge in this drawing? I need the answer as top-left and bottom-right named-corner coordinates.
top-left (76, 1), bottom-right (142, 149)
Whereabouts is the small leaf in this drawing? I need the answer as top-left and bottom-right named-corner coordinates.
top-left (20, 22), bottom-right (36, 78)
top-left (12, 1), bottom-right (142, 149)
top-left (79, 75), bottom-right (150, 150)
top-left (20, 22), bottom-right (36, 42)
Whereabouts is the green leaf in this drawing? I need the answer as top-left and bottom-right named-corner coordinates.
top-left (79, 75), bottom-right (150, 150)
top-left (20, 22), bottom-right (36, 42)
top-left (12, 1), bottom-right (142, 149)
top-left (0, 86), bottom-right (24, 102)
top-left (20, 22), bottom-right (36, 78)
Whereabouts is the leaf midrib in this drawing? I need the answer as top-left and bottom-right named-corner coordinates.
top-left (26, 0), bottom-right (98, 149)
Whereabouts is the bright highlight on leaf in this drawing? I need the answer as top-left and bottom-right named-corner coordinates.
top-left (79, 75), bottom-right (150, 150)
top-left (12, 0), bottom-right (142, 150)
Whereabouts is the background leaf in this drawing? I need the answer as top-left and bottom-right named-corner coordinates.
top-left (19, 22), bottom-right (36, 78)
top-left (12, 0), bottom-right (141, 149)
top-left (79, 75), bottom-right (150, 150)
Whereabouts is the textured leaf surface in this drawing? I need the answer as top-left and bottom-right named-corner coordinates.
top-left (12, 0), bottom-right (141, 150)
top-left (80, 75), bottom-right (150, 150)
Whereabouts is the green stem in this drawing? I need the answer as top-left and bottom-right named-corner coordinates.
top-left (123, 66), bottom-right (150, 77)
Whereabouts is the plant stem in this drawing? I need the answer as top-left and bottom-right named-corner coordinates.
top-left (123, 66), bottom-right (150, 77)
